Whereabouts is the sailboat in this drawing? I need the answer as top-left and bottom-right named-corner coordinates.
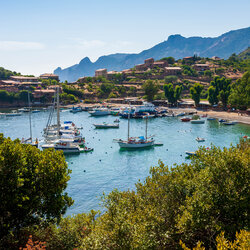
top-left (116, 107), bottom-right (154, 149)
top-left (42, 87), bottom-right (84, 153)
top-left (21, 92), bottom-right (38, 147)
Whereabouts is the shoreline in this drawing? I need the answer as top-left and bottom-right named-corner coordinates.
top-left (1, 103), bottom-right (250, 126)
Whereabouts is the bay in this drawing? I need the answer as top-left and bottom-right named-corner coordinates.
top-left (0, 109), bottom-right (249, 215)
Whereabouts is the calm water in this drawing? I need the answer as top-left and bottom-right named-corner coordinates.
top-left (0, 110), bottom-right (249, 215)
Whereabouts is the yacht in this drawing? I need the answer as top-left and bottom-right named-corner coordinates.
top-left (89, 108), bottom-right (110, 116)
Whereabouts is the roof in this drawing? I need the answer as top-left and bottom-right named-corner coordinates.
top-left (10, 76), bottom-right (39, 80)
top-left (40, 73), bottom-right (58, 77)
top-left (183, 56), bottom-right (193, 59)
top-left (144, 58), bottom-right (154, 61)
top-left (95, 68), bottom-right (107, 72)
top-left (34, 89), bottom-right (55, 93)
top-left (194, 64), bottom-right (209, 67)
top-left (165, 67), bottom-right (182, 70)
top-left (153, 61), bottom-right (165, 65)
top-left (0, 80), bottom-right (17, 85)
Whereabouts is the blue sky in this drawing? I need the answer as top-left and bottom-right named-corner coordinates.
top-left (0, 0), bottom-right (249, 75)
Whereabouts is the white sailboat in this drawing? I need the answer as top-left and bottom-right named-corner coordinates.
top-left (42, 87), bottom-right (84, 153)
top-left (21, 92), bottom-right (38, 147)
top-left (116, 107), bottom-right (154, 149)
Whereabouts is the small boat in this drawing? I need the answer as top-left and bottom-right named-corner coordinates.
top-left (18, 107), bottom-right (30, 112)
top-left (181, 117), bottom-right (191, 122)
top-left (70, 107), bottom-right (82, 113)
top-left (114, 119), bottom-right (120, 123)
top-left (223, 121), bottom-right (236, 125)
top-left (196, 137), bottom-right (205, 142)
top-left (94, 122), bottom-right (119, 129)
top-left (6, 111), bottom-right (22, 117)
top-left (176, 112), bottom-right (186, 117)
top-left (219, 119), bottom-right (227, 123)
top-left (191, 120), bottom-right (205, 124)
top-left (185, 151), bottom-right (197, 156)
top-left (32, 109), bottom-right (41, 113)
top-left (81, 147), bottom-right (94, 152)
top-left (201, 114), bottom-right (208, 118)
top-left (154, 143), bottom-right (164, 146)
top-left (207, 117), bottom-right (216, 120)
top-left (89, 108), bottom-right (110, 116)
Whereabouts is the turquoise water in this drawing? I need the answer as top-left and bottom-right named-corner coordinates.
top-left (0, 110), bottom-right (249, 215)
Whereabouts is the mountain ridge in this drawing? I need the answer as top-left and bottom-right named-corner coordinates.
top-left (54, 27), bottom-right (250, 82)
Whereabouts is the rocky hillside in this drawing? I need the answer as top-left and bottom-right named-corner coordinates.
top-left (54, 27), bottom-right (250, 82)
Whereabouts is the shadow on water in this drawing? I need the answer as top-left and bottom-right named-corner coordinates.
top-left (119, 146), bottom-right (155, 153)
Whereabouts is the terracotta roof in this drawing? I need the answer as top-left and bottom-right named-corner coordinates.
top-left (10, 76), bottom-right (39, 80)
top-left (95, 69), bottom-right (107, 72)
top-left (40, 73), bottom-right (58, 77)
top-left (165, 67), bottom-right (182, 70)
top-left (34, 89), bottom-right (55, 93)
top-left (194, 64), bottom-right (209, 67)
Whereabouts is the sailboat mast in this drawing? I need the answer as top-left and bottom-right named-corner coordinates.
top-left (28, 92), bottom-right (32, 141)
top-left (56, 86), bottom-right (60, 136)
top-left (145, 115), bottom-right (148, 140)
top-left (127, 103), bottom-right (130, 141)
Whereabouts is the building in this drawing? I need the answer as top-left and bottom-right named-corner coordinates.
top-left (10, 76), bottom-right (39, 82)
top-left (144, 58), bottom-right (154, 66)
top-left (193, 64), bottom-right (210, 71)
top-left (164, 67), bottom-right (182, 75)
top-left (40, 73), bottom-right (59, 81)
top-left (95, 68), bottom-right (107, 77)
top-left (211, 56), bottom-right (221, 61)
top-left (33, 89), bottom-right (56, 100)
top-left (153, 61), bottom-right (168, 68)
top-left (135, 64), bottom-right (146, 71)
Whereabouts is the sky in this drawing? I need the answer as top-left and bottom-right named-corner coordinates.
top-left (0, 0), bottom-right (249, 76)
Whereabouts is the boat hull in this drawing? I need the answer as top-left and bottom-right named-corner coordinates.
top-left (118, 140), bottom-right (154, 148)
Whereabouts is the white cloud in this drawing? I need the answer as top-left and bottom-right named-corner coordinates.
top-left (0, 41), bottom-right (45, 51)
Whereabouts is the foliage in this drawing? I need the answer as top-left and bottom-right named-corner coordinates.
top-left (208, 76), bottom-right (231, 108)
top-left (27, 139), bottom-right (250, 249)
top-left (164, 75), bottom-right (178, 83)
top-left (108, 92), bottom-right (117, 99)
top-left (182, 65), bottom-right (198, 77)
top-left (0, 90), bottom-right (33, 103)
top-left (60, 93), bottom-right (78, 104)
top-left (0, 134), bottom-right (73, 246)
top-left (160, 56), bottom-right (175, 64)
top-left (164, 83), bottom-right (183, 105)
top-left (204, 70), bottom-right (212, 77)
top-left (62, 84), bottom-right (84, 99)
top-left (142, 80), bottom-right (159, 101)
top-left (0, 67), bottom-right (20, 80)
top-left (190, 82), bottom-right (203, 106)
top-left (180, 230), bottom-right (250, 250)
top-left (229, 71), bottom-right (250, 110)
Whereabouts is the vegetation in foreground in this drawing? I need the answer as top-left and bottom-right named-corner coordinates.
top-left (0, 134), bottom-right (249, 249)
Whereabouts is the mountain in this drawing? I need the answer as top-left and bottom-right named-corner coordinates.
top-left (54, 27), bottom-right (250, 82)
top-left (237, 47), bottom-right (250, 60)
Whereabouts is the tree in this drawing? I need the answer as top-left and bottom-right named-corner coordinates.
top-left (0, 134), bottom-right (73, 242)
top-left (160, 57), bottom-right (175, 65)
top-left (229, 71), bottom-right (250, 110)
top-left (190, 83), bottom-right (203, 106)
top-left (164, 83), bottom-right (183, 105)
top-left (164, 75), bottom-right (178, 84)
top-left (204, 70), bottom-right (212, 77)
top-left (207, 86), bottom-right (217, 105)
top-left (142, 80), bottom-right (159, 101)
top-left (208, 76), bottom-right (231, 108)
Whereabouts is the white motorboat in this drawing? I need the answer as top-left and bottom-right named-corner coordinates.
top-left (191, 119), bottom-right (205, 124)
top-left (94, 122), bottom-right (119, 129)
top-left (89, 108), bottom-right (110, 116)
top-left (6, 110), bottom-right (22, 117)
top-left (42, 138), bottom-right (83, 153)
top-left (185, 151), bottom-right (197, 156)
top-left (196, 137), bottom-right (205, 142)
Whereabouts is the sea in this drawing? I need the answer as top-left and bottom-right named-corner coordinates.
top-left (0, 109), bottom-right (249, 216)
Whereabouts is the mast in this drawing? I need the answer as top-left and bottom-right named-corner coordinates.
top-left (127, 103), bottom-right (130, 141)
top-left (28, 91), bottom-right (32, 141)
top-left (56, 86), bottom-right (60, 136)
top-left (145, 115), bottom-right (148, 140)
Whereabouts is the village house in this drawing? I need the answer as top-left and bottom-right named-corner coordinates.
top-left (183, 56), bottom-right (194, 62)
top-left (211, 56), bottom-right (221, 61)
top-left (10, 76), bottom-right (40, 82)
top-left (153, 61), bottom-right (168, 68)
top-left (135, 64), bottom-right (146, 71)
top-left (95, 68), bottom-right (107, 78)
top-left (193, 64), bottom-right (210, 71)
top-left (40, 73), bottom-right (59, 81)
top-left (33, 89), bottom-right (56, 101)
top-left (0, 80), bottom-right (19, 92)
top-left (164, 66), bottom-right (182, 75)
top-left (144, 58), bottom-right (154, 66)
